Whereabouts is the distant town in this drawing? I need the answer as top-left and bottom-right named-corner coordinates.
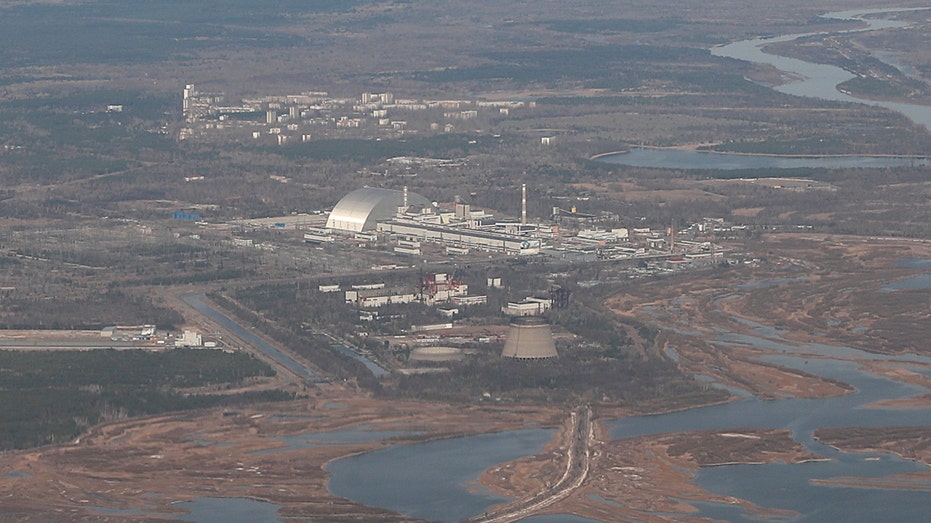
top-left (180, 84), bottom-right (537, 145)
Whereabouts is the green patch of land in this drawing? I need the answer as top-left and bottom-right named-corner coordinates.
top-left (0, 349), bottom-right (287, 450)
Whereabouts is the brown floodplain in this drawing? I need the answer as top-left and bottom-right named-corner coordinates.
top-left (606, 234), bottom-right (931, 397)
top-left (0, 392), bottom-right (566, 521)
top-left (815, 426), bottom-right (931, 466)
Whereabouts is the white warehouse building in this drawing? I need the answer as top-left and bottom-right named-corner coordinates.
top-left (377, 219), bottom-right (542, 255)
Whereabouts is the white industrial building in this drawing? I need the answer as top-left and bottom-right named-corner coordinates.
top-left (175, 330), bottom-right (203, 347)
top-left (323, 185), bottom-right (548, 256)
top-left (502, 297), bottom-right (552, 316)
top-left (345, 288), bottom-right (417, 308)
top-left (377, 219), bottom-right (542, 255)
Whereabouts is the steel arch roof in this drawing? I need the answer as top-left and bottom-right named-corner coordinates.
top-left (326, 187), bottom-right (431, 232)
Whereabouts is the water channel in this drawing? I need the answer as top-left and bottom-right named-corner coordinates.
top-left (713, 7), bottom-right (931, 131)
top-left (181, 293), bottom-right (322, 382)
top-left (183, 294), bottom-right (388, 381)
top-left (327, 332), bottom-right (931, 521)
top-left (327, 428), bottom-right (557, 522)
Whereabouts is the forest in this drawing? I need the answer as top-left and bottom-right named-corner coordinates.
top-left (0, 349), bottom-right (289, 450)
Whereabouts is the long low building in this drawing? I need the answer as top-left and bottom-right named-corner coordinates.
top-left (503, 297), bottom-right (552, 316)
top-left (377, 218), bottom-right (542, 255)
top-left (345, 288), bottom-right (417, 308)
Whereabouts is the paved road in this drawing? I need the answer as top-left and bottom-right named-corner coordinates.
top-left (468, 406), bottom-right (594, 523)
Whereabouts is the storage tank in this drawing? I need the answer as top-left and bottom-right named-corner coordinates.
top-left (501, 317), bottom-right (557, 359)
top-left (409, 346), bottom-right (464, 362)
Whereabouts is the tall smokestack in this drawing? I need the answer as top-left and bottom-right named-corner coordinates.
top-left (521, 183), bottom-right (527, 225)
top-left (670, 221), bottom-right (676, 252)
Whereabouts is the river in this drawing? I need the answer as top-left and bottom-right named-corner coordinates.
top-left (712, 7), bottom-right (931, 131)
top-left (327, 335), bottom-right (931, 522)
top-left (327, 429), bottom-right (557, 522)
top-left (600, 7), bottom-right (931, 170)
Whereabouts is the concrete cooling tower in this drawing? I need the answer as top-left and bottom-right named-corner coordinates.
top-left (501, 317), bottom-right (558, 359)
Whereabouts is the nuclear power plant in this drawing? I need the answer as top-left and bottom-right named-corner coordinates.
top-left (501, 316), bottom-right (558, 359)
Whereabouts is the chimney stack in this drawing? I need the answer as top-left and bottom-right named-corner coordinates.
top-left (521, 183), bottom-right (527, 225)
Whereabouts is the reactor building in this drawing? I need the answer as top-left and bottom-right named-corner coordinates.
top-left (326, 186), bottom-right (433, 233)
top-left (323, 184), bottom-right (544, 256)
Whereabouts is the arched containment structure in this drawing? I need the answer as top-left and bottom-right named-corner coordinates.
top-left (326, 187), bottom-right (432, 233)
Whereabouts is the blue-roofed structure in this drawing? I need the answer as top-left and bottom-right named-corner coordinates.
top-left (172, 211), bottom-right (202, 221)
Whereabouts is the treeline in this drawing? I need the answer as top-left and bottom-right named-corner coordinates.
top-left (0, 290), bottom-right (185, 330)
top-left (0, 349), bottom-right (289, 450)
top-left (543, 17), bottom-right (680, 34)
top-left (389, 345), bottom-right (725, 408)
top-left (138, 268), bottom-right (253, 287)
top-left (413, 44), bottom-right (710, 87)
top-left (0, 2), bottom-right (305, 69)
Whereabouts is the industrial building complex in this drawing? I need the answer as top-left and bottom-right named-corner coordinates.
top-left (289, 183), bottom-right (728, 370)
top-left (318, 184), bottom-right (548, 256)
top-left (170, 182), bottom-right (732, 375)
top-left (309, 183), bottom-right (722, 265)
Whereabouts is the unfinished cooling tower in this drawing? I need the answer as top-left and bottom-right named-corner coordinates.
top-left (501, 317), bottom-right (558, 359)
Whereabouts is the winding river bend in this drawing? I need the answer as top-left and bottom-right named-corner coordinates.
top-left (712, 7), bottom-right (931, 131)
top-left (599, 7), bottom-right (931, 170)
